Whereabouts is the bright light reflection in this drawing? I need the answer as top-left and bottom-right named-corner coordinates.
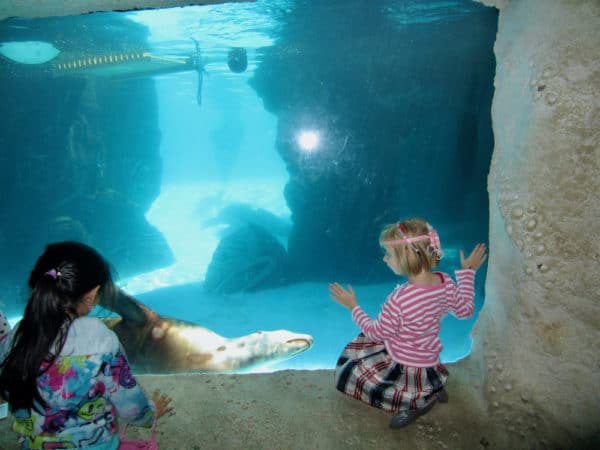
top-left (297, 130), bottom-right (320, 152)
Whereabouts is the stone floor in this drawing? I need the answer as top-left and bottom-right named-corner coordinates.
top-left (0, 369), bottom-right (596, 449)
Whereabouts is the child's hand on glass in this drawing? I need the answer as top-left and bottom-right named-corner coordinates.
top-left (329, 282), bottom-right (358, 310)
top-left (460, 243), bottom-right (488, 271)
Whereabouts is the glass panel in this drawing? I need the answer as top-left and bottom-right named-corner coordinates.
top-left (0, 0), bottom-right (497, 373)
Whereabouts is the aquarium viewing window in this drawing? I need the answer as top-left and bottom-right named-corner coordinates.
top-left (0, 0), bottom-right (498, 373)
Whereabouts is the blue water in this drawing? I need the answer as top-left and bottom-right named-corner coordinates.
top-left (132, 258), bottom-right (485, 372)
top-left (0, 0), bottom-right (497, 372)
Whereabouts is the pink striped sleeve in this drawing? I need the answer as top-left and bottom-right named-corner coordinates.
top-left (451, 269), bottom-right (475, 319)
top-left (351, 291), bottom-right (402, 341)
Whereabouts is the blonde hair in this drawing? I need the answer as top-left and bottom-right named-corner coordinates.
top-left (379, 218), bottom-right (442, 277)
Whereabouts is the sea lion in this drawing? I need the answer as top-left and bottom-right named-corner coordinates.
top-left (101, 289), bottom-right (313, 374)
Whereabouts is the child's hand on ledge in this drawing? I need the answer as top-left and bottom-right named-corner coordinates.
top-left (153, 389), bottom-right (174, 419)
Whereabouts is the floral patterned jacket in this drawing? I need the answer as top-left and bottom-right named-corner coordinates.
top-left (0, 310), bottom-right (155, 449)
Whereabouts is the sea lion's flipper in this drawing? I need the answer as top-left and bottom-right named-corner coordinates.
top-left (100, 287), bottom-right (158, 325)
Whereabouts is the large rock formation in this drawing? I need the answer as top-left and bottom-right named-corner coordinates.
top-left (454, 0), bottom-right (599, 446)
top-left (0, 12), bottom-right (173, 290)
top-left (250, 1), bottom-right (497, 283)
top-left (203, 223), bottom-right (289, 294)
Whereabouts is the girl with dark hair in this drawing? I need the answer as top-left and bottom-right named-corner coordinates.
top-left (0, 241), bottom-right (173, 449)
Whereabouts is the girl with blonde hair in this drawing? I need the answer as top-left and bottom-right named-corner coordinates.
top-left (329, 218), bottom-right (487, 429)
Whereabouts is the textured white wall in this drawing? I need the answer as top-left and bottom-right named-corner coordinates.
top-left (466, 0), bottom-right (600, 443)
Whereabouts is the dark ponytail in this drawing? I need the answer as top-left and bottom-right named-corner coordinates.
top-left (0, 242), bottom-right (113, 413)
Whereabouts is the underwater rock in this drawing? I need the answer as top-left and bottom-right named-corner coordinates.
top-left (45, 215), bottom-right (92, 243)
top-left (202, 202), bottom-right (291, 241)
top-left (102, 289), bottom-right (313, 373)
top-left (81, 189), bottom-right (174, 278)
top-left (203, 223), bottom-right (288, 295)
top-left (0, 14), bottom-right (166, 284)
top-left (249, 2), bottom-right (497, 283)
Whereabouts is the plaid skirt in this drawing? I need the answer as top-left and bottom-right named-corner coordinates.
top-left (334, 334), bottom-right (449, 413)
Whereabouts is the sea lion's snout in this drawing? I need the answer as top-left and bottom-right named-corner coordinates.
top-left (284, 335), bottom-right (314, 352)
top-left (287, 338), bottom-right (310, 345)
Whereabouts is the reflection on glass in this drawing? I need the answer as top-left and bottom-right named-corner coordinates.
top-left (296, 130), bottom-right (320, 153)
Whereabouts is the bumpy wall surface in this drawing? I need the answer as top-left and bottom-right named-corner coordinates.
top-left (467, 0), bottom-right (599, 443)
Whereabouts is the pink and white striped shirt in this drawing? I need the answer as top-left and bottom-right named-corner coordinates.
top-left (351, 269), bottom-right (475, 368)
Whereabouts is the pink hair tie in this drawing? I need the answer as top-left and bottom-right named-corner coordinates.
top-left (383, 235), bottom-right (431, 246)
top-left (45, 269), bottom-right (61, 279)
top-left (383, 224), bottom-right (444, 260)
top-left (426, 225), bottom-right (444, 259)
top-left (428, 230), bottom-right (441, 251)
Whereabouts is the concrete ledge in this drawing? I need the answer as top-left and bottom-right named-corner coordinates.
top-left (0, 368), bottom-right (550, 450)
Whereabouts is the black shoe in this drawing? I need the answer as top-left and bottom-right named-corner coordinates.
top-left (389, 410), bottom-right (418, 429)
top-left (437, 389), bottom-right (449, 403)
top-left (389, 399), bottom-right (437, 429)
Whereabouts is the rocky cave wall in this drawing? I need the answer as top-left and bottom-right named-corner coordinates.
top-left (249, 1), bottom-right (497, 283)
top-left (0, 12), bottom-right (174, 295)
top-left (460, 0), bottom-right (599, 445)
